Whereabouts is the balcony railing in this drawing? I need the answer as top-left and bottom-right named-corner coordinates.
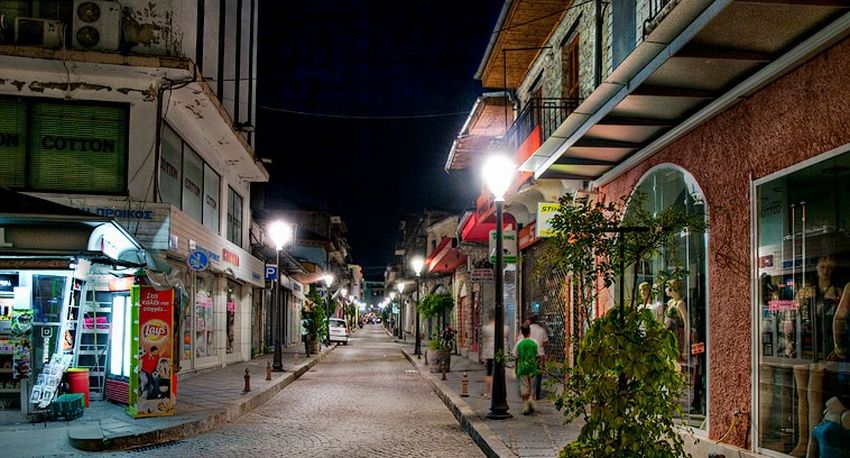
top-left (505, 97), bottom-right (582, 153)
top-left (643, 0), bottom-right (673, 38)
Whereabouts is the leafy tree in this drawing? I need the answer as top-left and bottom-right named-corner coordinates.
top-left (417, 293), bottom-right (453, 318)
top-left (542, 192), bottom-right (706, 458)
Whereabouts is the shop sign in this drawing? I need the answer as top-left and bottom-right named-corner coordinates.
top-left (767, 299), bottom-right (797, 312)
top-left (129, 286), bottom-right (176, 418)
top-left (536, 202), bottom-right (561, 238)
top-left (0, 228), bottom-right (13, 247)
top-left (222, 248), bottom-right (240, 267)
top-left (471, 268), bottom-right (494, 283)
top-left (187, 250), bottom-right (209, 271)
top-left (489, 229), bottom-right (517, 264)
top-left (691, 342), bottom-right (705, 355)
top-left (0, 273), bottom-right (18, 293)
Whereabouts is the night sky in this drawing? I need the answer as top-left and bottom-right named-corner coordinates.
top-left (256, 1), bottom-right (503, 275)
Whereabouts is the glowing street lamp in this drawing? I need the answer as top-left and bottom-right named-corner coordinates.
top-left (411, 256), bottom-right (425, 358)
top-left (482, 154), bottom-right (515, 420)
top-left (268, 220), bottom-right (294, 372)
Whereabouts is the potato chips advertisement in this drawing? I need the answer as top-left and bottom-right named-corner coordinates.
top-left (128, 286), bottom-right (176, 418)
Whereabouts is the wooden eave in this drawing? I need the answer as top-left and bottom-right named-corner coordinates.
top-left (477, 0), bottom-right (570, 89)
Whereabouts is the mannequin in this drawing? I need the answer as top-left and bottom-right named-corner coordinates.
top-left (665, 279), bottom-right (688, 362)
top-left (811, 397), bottom-right (850, 457)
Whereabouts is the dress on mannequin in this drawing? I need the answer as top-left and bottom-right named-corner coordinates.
top-left (664, 279), bottom-right (688, 361)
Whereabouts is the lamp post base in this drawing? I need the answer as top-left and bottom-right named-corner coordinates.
top-left (485, 410), bottom-right (512, 420)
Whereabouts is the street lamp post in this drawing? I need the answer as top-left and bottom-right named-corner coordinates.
top-left (411, 257), bottom-right (425, 358)
top-left (389, 291), bottom-right (397, 337)
top-left (483, 154), bottom-right (515, 420)
top-left (395, 281), bottom-right (405, 339)
top-left (268, 220), bottom-right (294, 372)
top-left (322, 274), bottom-right (334, 347)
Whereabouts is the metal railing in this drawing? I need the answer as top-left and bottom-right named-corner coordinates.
top-left (643, 0), bottom-right (673, 38)
top-left (505, 97), bottom-right (581, 153)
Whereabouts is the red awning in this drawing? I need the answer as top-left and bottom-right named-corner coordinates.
top-left (460, 210), bottom-right (516, 244)
top-left (427, 237), bottom-right (467, 274)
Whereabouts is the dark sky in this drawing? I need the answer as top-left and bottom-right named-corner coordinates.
top-left (256, 1), bottom-right (503, 274)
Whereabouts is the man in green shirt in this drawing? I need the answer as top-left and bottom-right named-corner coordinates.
top-left (513, 324), bottom-right (539, 415)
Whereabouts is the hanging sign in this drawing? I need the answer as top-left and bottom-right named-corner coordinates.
top-left (489, 229), bottom-right (517, 264)
top-left (536, 202), bottom-right (561, 238)
top-left (128, 286), bottom-right (176, 419)
top-left (471, 268), bottom-right (494, 282)
top-left (187, 250), bottom-right (209, 271)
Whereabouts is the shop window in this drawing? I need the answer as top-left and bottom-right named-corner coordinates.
top-left (203, 165), bottom-right (221, 235)
top-left (226, 281), bottom-right (240, 354)
top-left (624, 165), bottom-right (709, 430)
top-left (159, 124), bottom-right (182, 208)
top-left (756, 151), bottom-right (850, 456)
top-left (194, 275), bottom-right (215, 359)
top-left (227, 187), bottom-right (243, 246)
top-left (182, 146), bottom-right (203, 223)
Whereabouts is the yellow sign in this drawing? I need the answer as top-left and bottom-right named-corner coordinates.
top-left (536, 202), bottom-right (561, 238)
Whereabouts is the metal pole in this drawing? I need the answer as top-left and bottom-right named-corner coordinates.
top-left (415, 275), bottom-right (421, 357)
top-left (272, 249), bottom-right (283, 371)
top-left (488, 199), bottom-right (511, 419)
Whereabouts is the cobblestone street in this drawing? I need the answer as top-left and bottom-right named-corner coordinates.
top-left (108, 326), bottom-right (483, 458)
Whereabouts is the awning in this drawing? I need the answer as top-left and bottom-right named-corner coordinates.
top-left (460, 210), bottom-right (517, 244)
top-left (426, 237), bottom-right (467, 274)
top-left (445, 92), bottom-right (512, 172)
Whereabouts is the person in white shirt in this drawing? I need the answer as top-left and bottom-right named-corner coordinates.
top-left (527, 314), bottom-right (548, 400)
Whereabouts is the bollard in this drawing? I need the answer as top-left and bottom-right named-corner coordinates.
top-left (441, 365), bottom-right (447, 381)
top-left (266, 361), bottom-right (272, 381)
top-left (243, 368), bottom-right (251, 392)
top-left (460, 372), bottom-right (469, 397)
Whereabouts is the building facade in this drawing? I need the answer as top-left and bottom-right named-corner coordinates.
top-left (0, 0), bottom-right (268, 409)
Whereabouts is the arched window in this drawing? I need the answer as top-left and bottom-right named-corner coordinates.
top-left (626, 165), bottom-right (709, 430)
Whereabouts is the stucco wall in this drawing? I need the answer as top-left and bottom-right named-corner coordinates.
top-left (597, 35), bottom-right (850, 448)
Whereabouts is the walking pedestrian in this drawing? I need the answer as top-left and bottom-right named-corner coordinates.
top-left (301, 317), bottom-right (311, 357)
top-left (528, 314), bottom-right (549, 400)
top-left (513, 324), bottom-right (539, 415)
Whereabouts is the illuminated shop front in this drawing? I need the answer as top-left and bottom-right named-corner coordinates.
top-left (755, 151), bottom-right (850, 457)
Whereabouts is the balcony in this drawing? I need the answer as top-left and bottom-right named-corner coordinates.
top-left (643, 0), bottom-right (676, 38)
top-left (506, 97), bottom-right (581, 163)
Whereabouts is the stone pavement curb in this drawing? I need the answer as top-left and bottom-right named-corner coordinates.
top-left (401, 349), bottom-right (518, 458)
top-left (68, 346), bottom-right (337, 452)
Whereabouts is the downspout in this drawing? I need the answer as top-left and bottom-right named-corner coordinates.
top-left (595, 0), bottom-right (603, 88)
top-left (153, 67), bottom-right (197, 202)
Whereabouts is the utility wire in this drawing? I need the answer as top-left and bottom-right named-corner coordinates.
top-left (259, 105), bottom-right (468, 120)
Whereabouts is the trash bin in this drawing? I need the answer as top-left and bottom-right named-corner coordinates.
top-left (64, 368), bottom-right (90, 407)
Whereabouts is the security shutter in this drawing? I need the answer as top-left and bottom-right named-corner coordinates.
top-left (0, 99), bottom-right (27, 188)
top-left (29, 102), bottom-right (127, 192)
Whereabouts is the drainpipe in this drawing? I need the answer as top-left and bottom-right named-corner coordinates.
top-left (595, 0), bottom-right (603, 88)
top-left (153, 67), bottom-right (196, 201)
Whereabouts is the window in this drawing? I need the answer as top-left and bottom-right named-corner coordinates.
top-left (194, 274), bottom-right (215, 359)
top-left (756, 151), bottom-right (850, 456)
top-left (160, 123), bottom-right (221, 232)
top-left (624, 166), bottom-right (709, 430)
top-left (561, 35), bottom-right (579, 100)
top-left (0, 97), bottom-right (128, 193)
top-left (226, 281), bottom-right (240, 354)
top-left (227, 187), bottom-right (243, 246)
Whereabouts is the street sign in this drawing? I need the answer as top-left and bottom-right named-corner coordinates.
top-left (265, 264), bottom-right (278, 281)
top-left (187, 250), bottom-right (209, 271)
top-left (489, 229), bottom-right (517, 264)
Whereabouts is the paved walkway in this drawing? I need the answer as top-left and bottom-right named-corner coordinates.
top-left (0, 344), bottom-right (336, 456)
top-left (0, 326), bottom-right (580, 457)
top-left (389, 331), bottom-right (580, 458)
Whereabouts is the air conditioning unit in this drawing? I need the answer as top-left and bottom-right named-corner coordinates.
top-left (15, 17), bottom-right (63, 48)
top-left (72, 0), bottom-right (121, 51)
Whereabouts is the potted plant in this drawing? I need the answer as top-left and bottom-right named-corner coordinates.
top-left (418, 293), bottom-right (455, 373)
top-left (303, 287), bottom-right (326, 354)
top-left (540, 192), bottom-right (706, 458)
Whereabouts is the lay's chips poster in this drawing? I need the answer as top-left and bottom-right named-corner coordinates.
top-left (128, 286), bottom-right (176, 418)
